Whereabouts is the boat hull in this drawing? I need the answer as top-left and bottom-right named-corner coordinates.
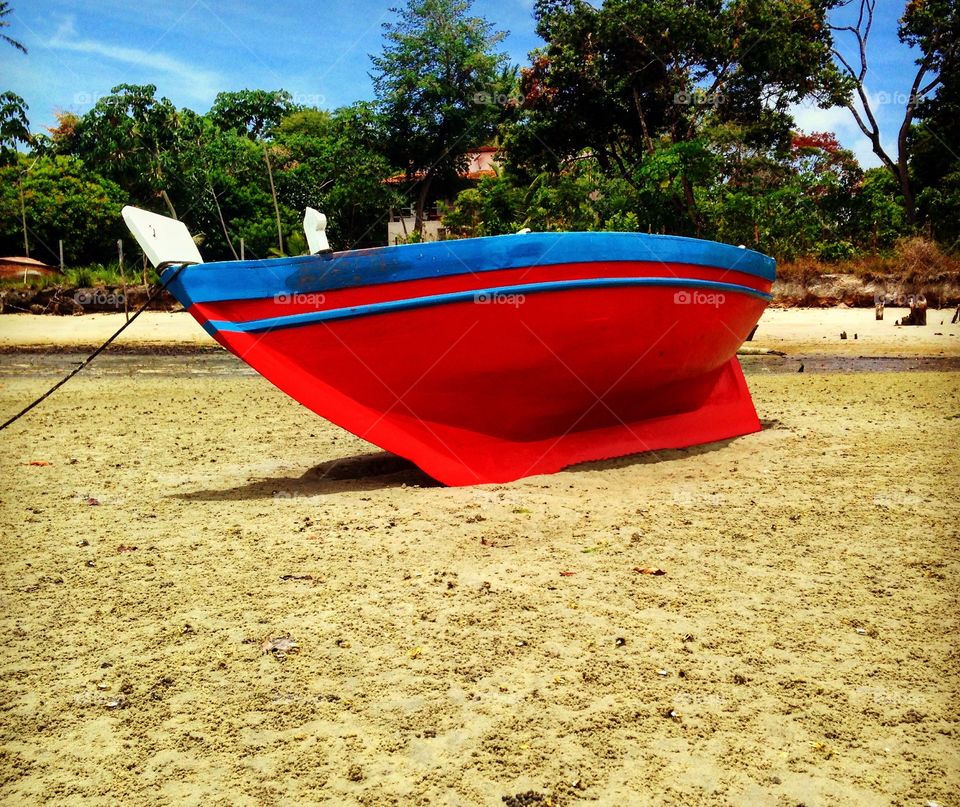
top-left (161, 233), bottom-right (774, 485)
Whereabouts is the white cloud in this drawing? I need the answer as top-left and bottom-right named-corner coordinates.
top-left (790, 89), bottom-right (903, 170)
top-left (49, 20), bottom-right (221, 102)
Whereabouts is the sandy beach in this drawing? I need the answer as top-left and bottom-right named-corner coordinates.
top-left (1, 306), bottom-right (959, 355)
top-left (1, 308), bottom-right (958, 805)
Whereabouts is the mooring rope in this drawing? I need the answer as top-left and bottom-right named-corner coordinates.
top-left (0, 264), bottom-right (188, 432)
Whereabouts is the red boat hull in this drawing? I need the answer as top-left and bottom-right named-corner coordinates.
top-left (158, 231), bottom-right (775, 484)
top-left (204, 277), bottom-right (766, 485)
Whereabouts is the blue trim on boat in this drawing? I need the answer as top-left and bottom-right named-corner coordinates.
top-left (202, 277), bottom-right (771, 335)
top-left (163, 232), bottom-right (776, 307)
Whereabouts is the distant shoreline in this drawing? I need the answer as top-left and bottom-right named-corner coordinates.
top-left (1, 308), bottom-right (958, 359)
top-left (2, 271), bottom-right (959, 317)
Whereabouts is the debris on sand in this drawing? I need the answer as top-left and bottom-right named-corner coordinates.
top-left (502, 791), bottom-right (553, 806)
top-left (633, 567), bottom-right (666, 576)
top-left (261, 636), bottom-right (299, 659)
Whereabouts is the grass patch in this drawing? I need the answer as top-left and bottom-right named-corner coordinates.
top-left (1, 262), bottom-right (160, 291)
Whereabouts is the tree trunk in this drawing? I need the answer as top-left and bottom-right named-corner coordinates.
top-left (897, 163), bottom-right (917, 227)
top-left (210, 185), bottom-right (239, 260)
top-left (263, 145), bottom-right (284, 254)
top-left (632, 87), bottom-right (655, 155)
top-left (414, 174), bottom-right (433, 238)
top-left (18, 176), bottom-right (28, 257)
top-left (680, 175), bottom-right (702, 235)
top-left (160, 190), bottom-right (178, 219)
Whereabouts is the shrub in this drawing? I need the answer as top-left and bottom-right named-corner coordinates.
top-left (893, 236), bottom-right (953, 287)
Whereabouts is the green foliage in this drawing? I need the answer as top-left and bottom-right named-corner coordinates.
top-left (510, 0), bottom-right (844, 234)
top-left (4, 0), bottom-right (957, 268)
top-left (273, 104), bottom-right (401, 249)
top-left (209, 90), bottom-right (296, 139)
top-left (276, 108), bottom-right (332, 139)
top-left (0, 154), bottom-right (125, 263)
top-left (371, 0), bottom-right (512, 230)
top-left (850, 168), bottom-right (908, 251)
top-left (0, 90), bottom-right (29, 165)
top-left (443, 174), bottom-right (524, 235)
top-left (56, 84), bottom-right (194, 216)
top-left (908, 0), bottom-right (960, 248)
top-left (446, 123), bottom-right (909, 263)
top-left (1, 1), bottom-right (26, 53)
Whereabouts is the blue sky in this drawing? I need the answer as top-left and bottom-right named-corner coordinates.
top-left (3, 0), bottom-right (925, 168)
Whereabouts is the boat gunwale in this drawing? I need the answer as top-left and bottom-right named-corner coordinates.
top-left (162, 231), bottom-right (776, 307)
top-left (201, 276), bottom-right (771, 335)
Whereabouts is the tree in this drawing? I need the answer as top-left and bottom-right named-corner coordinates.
top-left (908, 1), bottom-right (960, 246)
top-left (1, 91), bottom-right (31, 254)
top-left (58, 84), bottom-right (189, 217)
top-left (0, 154), bottom-right (125, 263)
top-left (210, 89), bottom-right (297, 253)
top-left (1, 1), bottom-right (25, 53)
top-left (443, 173), bottom-right (526, 236)
top-left (829, 0), bottom-right (958, 226)
top-left (511, 0), bottom-right (845, 234)
top-left (371, 0), bottom-right (510, 234)
top-left (274, 103), bottom-right (401, 249)
top-left (0, 91), bottom-right (29, 164)
top-left (161, 116), bottom-right (270, 260)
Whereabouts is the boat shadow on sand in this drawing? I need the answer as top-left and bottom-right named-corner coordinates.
top-left (174, 423), bottom-right (778, 501)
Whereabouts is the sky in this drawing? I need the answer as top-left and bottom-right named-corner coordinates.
top-left (2, 0), bottom-right (926, 169)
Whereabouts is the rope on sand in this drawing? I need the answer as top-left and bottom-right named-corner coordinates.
top-left (0, 264), bottom-right (187, 433)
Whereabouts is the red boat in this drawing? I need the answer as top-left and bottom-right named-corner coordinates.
top-left (124, 207), bottom-right (774, 485)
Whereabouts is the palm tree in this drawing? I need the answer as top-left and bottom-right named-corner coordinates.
top-left (1, 2), bottom-right (26, 54)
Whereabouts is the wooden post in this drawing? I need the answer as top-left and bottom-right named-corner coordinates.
top-left (263, 145), bottom-right (284, 255)
top-left (59, 240), bottom-right (64, 272)
top-left (913, 296), bottom-right (927, 326)
top-left (875, 301), bottom-right (884, 320)
top-left (118, 239), bottom-right (129, 322)
top-left (903, 295), bottom-right (928, 326)
top-left (240, 238), bottom-right (245, 261)
top-left (19, 177), bottom-right (29, 257)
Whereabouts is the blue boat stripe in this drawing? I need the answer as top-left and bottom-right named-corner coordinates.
top-left (162, 232), bottom-right (776, 306)
top-left (204, 277), bottom-right (771, 335)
